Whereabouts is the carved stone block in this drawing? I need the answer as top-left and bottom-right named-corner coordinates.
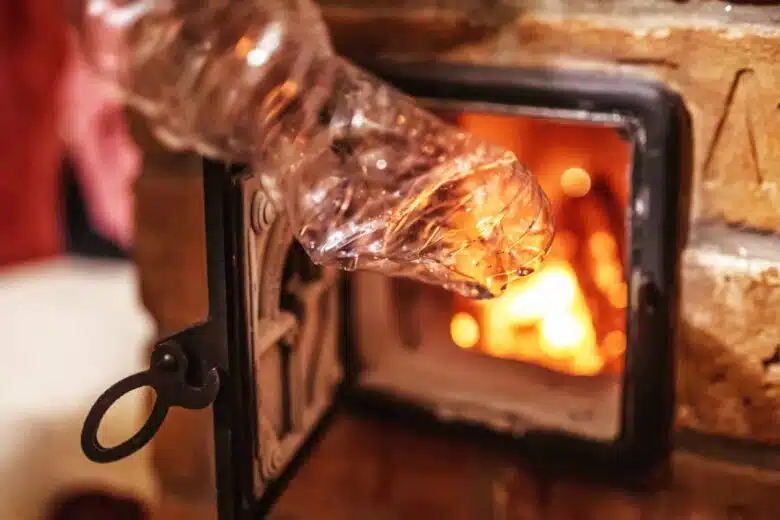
top-left (443, 15), bottom-right (780, 233)
top-left (678, 227), bottom-right (780, 443)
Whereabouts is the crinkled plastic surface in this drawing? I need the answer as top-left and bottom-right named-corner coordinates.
top-left (80, 0), bottom-right (553, 298)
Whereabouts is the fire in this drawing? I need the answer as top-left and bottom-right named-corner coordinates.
top-left (588, 231), bottom-right (617, 259)
top-left (451, 312), bottom-right (480, 349)
top-left (448, 112), bottom-right (630, 377)
top-left (560, 167), bottom-right (592, 198)
top-left (540, 312), bottom-right (591, 358)
top-left (451, 259), bottom-right (605, 376)
top-left (607, 282), bottom-right (628, 309)
top-left (505, 263), bottom-right (577, 325)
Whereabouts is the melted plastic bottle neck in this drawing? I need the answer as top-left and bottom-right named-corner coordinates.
top-left (255, 57), bottom-right (554, 298)
top-left (78, 0), bottom-right (554, 299)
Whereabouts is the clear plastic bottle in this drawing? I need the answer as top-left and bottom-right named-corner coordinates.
top-left (79, 0), bottom-right (553, 298)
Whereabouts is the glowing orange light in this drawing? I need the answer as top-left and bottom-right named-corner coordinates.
top-left (458, 113), bottom-right (522, 151)
top-left (588, 231), bottom-right (617, 260)
top-left (570, 350), bottom-right (606, 376)
top-left (561, 167), bottom-right (592, 198)
top-left (602, 330), bottom-right (627, 359)
top-left (553, 231), bottom-right (578, 260)
top-left (459, 257), bottom-right (604, 374)
top-left (451, 312), bottom-right (480, 349)
top-left (539, 311), bottom-right (589, 359)
top-left (505, 261), bottom-right (578, 326)
top-left (234, 37), bottom-right (254, 57)
top-left (607, 282), bottom-right (628, 309)
top-left (444, 112), bottom-right (631, 378)
top-left (595, 263), bottom-right (622, 291)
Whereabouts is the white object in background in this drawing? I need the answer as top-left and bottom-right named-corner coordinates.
top-left (0, 256), bottom-right (159, 520)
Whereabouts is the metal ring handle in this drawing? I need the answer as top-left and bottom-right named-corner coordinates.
top-left (81, 330), bottom-right (220, 464)
top-left (81, 371), bottom-right (169, 463)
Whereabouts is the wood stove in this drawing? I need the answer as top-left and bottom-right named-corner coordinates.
top-left (80, 61), bottom-right (690, 520)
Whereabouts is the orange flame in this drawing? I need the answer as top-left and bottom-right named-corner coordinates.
top-left (449, 112), bottom-right (629, 377)
top-left (451, 259), bottom-right (605, 376)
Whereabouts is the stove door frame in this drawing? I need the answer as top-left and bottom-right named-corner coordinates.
top-left (340, 61), bottom-right (691, 477)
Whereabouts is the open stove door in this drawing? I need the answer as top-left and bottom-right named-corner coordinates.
top-left (190, 161), bottom-right (346, 520)
top-left (213, 163), bottom-right (346, 520)
top-left (80, 159), bottom-right (345, 520)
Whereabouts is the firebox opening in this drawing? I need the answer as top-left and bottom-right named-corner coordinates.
top-left (351, 107), bottom-right (633, 441)
top-left (446, 111), bottom-right (630, 378)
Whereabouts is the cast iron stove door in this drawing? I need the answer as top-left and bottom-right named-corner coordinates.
top-left (228, 169), bottom-right (343, 508)
top-left (168, 164), bottom-right (344, 520)
top-left (80, 161), bottom-right (345, 520)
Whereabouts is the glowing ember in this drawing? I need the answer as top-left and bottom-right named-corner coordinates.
top-left (588, 231), bottom-right (617, 259)
top-left (451, 258), bottom-right (607, 376)
top-left (607, 282), bottom-right (628, 309)
top-left (451, 312), bottom-right (480, 349)
top-left (602, 330), bottom-right (627, 359)
top-left (540, 311), bottom-right (591, 358)
top-left (594, 262), bottom-right (622, 291)
top-left (504, 262), bottom-right (577, 326)
top-left (560, 167), bottom-right (592, 198)
top-left (445, 179), bottom-right (627, 376)
top-left (570, 350), bottom-right (605, 376)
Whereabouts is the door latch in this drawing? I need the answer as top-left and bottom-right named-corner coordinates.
top-left (81, 322), bottom-right (220, 463)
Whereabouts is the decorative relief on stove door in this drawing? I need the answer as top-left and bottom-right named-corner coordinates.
top-left (240, 173), bottom-right (343, 496)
